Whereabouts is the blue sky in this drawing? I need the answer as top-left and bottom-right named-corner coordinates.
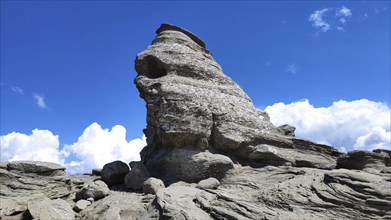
top-left (1, 1), bottom-right (390, 173)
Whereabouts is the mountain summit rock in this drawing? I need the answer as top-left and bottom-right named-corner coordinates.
top-left (134, 23), bottom-right (341, 184)
top-left (1, 24), bottom-right (390, 220)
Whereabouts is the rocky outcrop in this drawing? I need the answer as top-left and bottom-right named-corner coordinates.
top-left (134, 23), bottom-right (342, 184)
top-left (337, 150), bottom-right (391, 173)
top-left (7, 160), bottom-right (66, 176)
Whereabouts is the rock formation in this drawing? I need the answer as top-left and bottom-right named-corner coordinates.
top-left (1, 24), bottom-right (390, 220)
top-left (134, 23), bottom-right (341, 184)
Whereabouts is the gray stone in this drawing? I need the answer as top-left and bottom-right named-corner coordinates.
top-left (134, 23), bottom-right (342, 184)
top-left (124, 162), bottom-right (150, 190)
top-left (75, 180), bottom-right (110, 201)
top-left (277, 124), bottom-right (296, 137)
top-left (143, 177), bottom-right (165, 194)
top-left (27, 198), bottom-right (75, 220)
top-left (144, 148), bottom-right (234, 185)
top-left (247, 144), bottom-right (337, 169)
top-left (337, 150), bottom-right (390, 173)
top-left (0, 167), bottom-right (71, 200)
top-left (79, 192), bottom-right (153, 220)
top-left (7, 160), bottom-right (66, 176)
top-left (196, 177), bottom-right (220, 189)
top-left (73, 199), bottom-right (91, 212)
top-left (0, 198), bottom-right (27, 218)
top-left (154, 182), bottom-right (212, 220)
top-left (101, 160), bottom-right (129, 187)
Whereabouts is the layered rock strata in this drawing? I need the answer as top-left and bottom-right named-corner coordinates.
top-left (134, 23), bottom-right (341, 184)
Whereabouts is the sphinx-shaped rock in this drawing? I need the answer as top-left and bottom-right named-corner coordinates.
top-left (134, 23), bottom-right (341, 184)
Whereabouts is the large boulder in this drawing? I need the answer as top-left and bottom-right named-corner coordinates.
top-left (143, 148), bottom-right (234, 185)
top-left (124, 162), bottom-right (150, 190)
top-left (101, 160), bottom-right (129, 187)
top-left (134, 23), bottom-right (342, 183)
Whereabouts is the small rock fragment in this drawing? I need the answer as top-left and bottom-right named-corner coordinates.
top-left (73, 199), bottom-right (91, 212)
top-left (196, 177), bottom-right (220, 189)
top-left (143, 177), bottom-right (165, 194)
top-left (75, 180), bottom-right (110, 201)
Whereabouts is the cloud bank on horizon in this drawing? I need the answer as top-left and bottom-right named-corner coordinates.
top-left (1, 99), bottom-right (390, 174)
top-left (265, 99), bottom-right (390, 152)
top-left (1, 123), bottom-right (146, 174)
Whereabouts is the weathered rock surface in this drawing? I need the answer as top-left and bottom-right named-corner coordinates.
top-left (27, 198), bottom-right (75, 220)
top-left (78, 192), bottom-right (154, 220)
top-left (124, 161), bottom-right (150, 190)
top-left (143, 177), bottom-right (165, 194)
top-left (135, 23), bottom-right (342, 184)
top-left (75, 180), bottom-right (110, 201)
top-left (337, 149), bottom-right (391, 173)
top-left (101, 160), bottom-right (129, 187)
top-left (7, 160), bottom-right (66, 176)
top-left (143, 148), bottom-right (234, 184)
top-left (74, 199), bottom-right (91, 212)
top-left (196, 177), bottom-right (220, 189)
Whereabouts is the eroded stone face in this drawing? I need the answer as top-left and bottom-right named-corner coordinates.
top-left (134, 24), bottom-right (341, 183)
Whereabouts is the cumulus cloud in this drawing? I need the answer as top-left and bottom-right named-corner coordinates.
top-left (62, 122), bottom-right (146, 174)
top-left (33, 94), bottom-right (47, 109)
top-left (0, 122), bottom-right (146, 175)
top-left (265, 99), bottom-right (390, 152)
top-left (309, 8), bottom-right (331, 32)
top-left (11, 86), bottom-right (24, 95)
top-left (0, 129), bottom-right (62, 164)
top-left (354, 127), bottom-right (390, 151)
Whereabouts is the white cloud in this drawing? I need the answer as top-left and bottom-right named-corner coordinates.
top-left (61, 122), bottom-right (146, 174)
top-left (309, 8), bottom-right (331, 32)
top-left (354, 127), bottom-right (390, 151)
top-left (336, 6), bottom-right (352, 24)
top-left (33, 94), bottom-right (47, 109)
top-left (285, 64), bottom-right (297, 74)
top-left (11, 86), bottom-right (24, 95)
top-left (337, 26), bottom-right (344, 31)
top-left (265, 99), bottom-right (390, 152)
top-left (337, 6), bottom-right (352, 17)
top-left (0, 122), bottom-right (146, 175)
top-left (0, 129), bottom-right (62, 164)
top-left (339, 18), bottom-right (346, 23)
top-left (309, 6), bottom-right (354, 33)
